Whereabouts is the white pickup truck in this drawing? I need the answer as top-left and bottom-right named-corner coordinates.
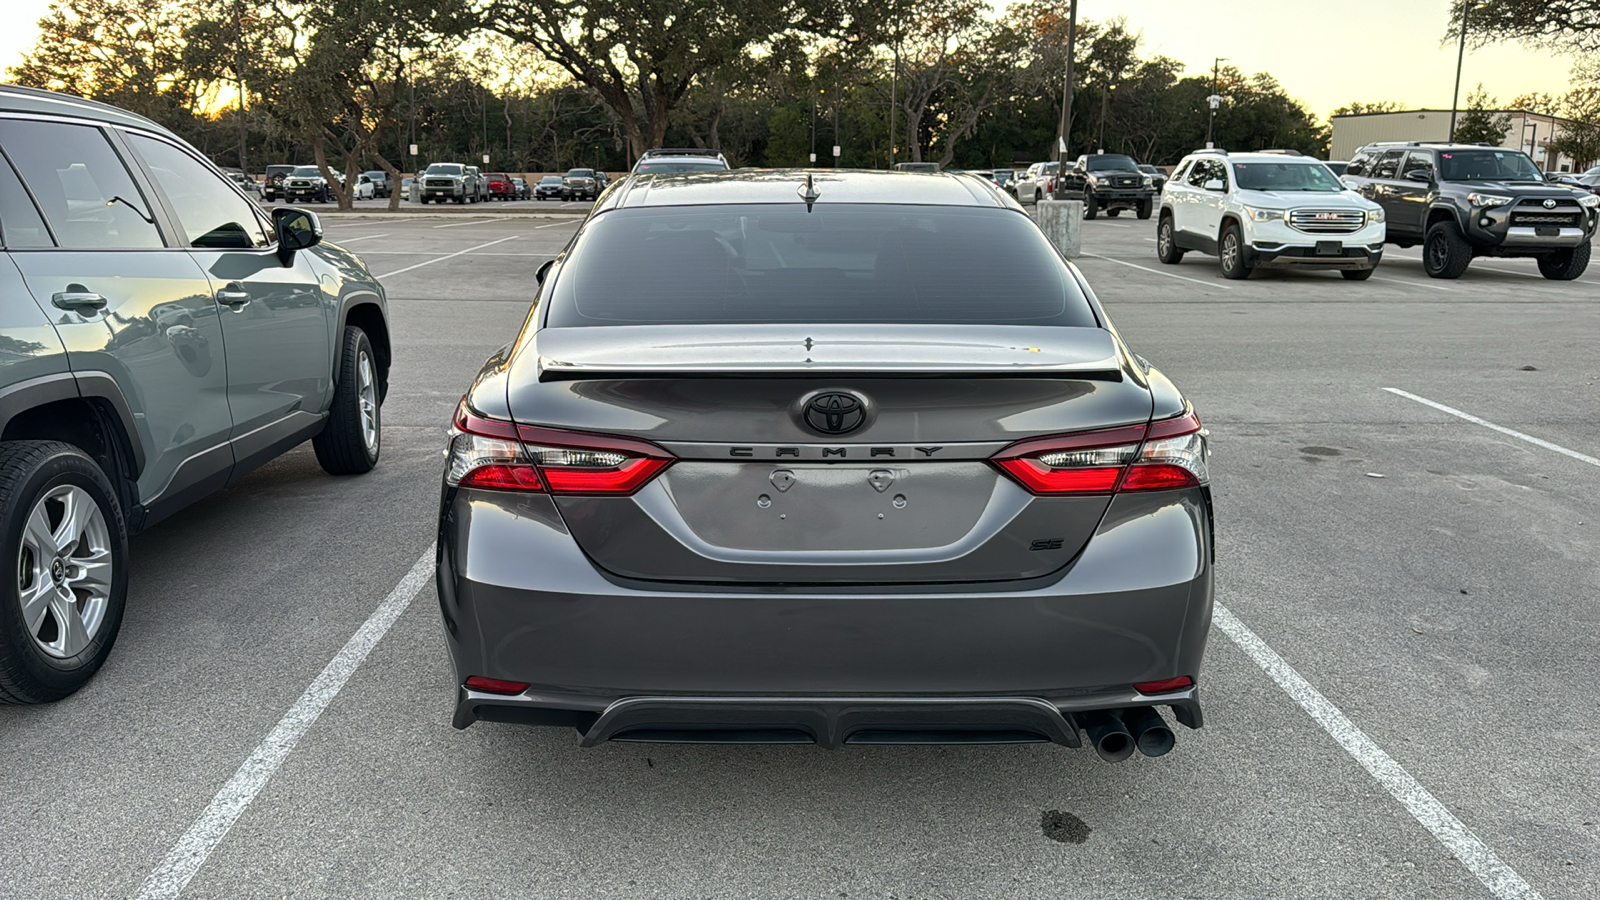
top-left (1013, 161), bottom-right (1059, 204)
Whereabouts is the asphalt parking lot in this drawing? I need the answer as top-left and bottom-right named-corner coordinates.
top-left (2, 210), bottom-right (1597, 900)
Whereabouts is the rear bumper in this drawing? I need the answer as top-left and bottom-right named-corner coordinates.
top-left (436, 486), bottom-right (1215, 745)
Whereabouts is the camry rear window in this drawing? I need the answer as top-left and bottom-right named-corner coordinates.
top-left (545, 204), bottom-right (1097, 327)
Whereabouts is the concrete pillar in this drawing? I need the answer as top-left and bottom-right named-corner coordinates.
top-left (1035, 199), bottom-right (1082, 258)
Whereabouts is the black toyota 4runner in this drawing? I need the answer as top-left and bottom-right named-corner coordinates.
top-left (1343, 142), bottom-right (1598, 279)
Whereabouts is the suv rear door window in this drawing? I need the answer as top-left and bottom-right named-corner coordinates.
top-left (1370, 150), bottom-right (1404, 180)
top-left (0, 153), bottom-right (54, 248)
top-left (0, 119), bottom-right (164, 250)
top-left (546, 205), bottom-right (1097, 328)
top-left (128, 134), bottom-right (271, 249)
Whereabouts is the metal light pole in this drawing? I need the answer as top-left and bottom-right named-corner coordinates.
top-left (810, 89), bottom-right (818, 165)
top-left (1205, 57), bottom-right (1227, 148)
top-left (1052, 0), bottom-right (1078, 199)
top-left (889, 40), bottom-right (898, 166)
top-left (1448, 3), bottom-right (1475, 141)
top-left (1098, 83), bottom-right (1115, 151)
top-left (233, 0), bottom-right (247, 173)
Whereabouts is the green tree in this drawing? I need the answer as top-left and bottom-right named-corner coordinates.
top-left (1545, 86), bottom-right (1600, 168)
top-left (9, 0), bottom-right (206, 129)
top-left (1453, 84), bottom-right (1512, 144)
top-left (1331, 100), bottom-right (1403, 116)
top-left (484, 0), bottom-right (839, 159)
top-left (1454, 0), bottom-right (1600, 53)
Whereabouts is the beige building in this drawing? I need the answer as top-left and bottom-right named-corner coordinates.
top-left (1330, 109), bottom-right (1585, 172)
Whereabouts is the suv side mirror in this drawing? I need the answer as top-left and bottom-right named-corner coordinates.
top-left (1544, 172), bottom-right (1560, 182)
top-left (535, 259), bottom-right (554, 284)
top-left (272, 207), bottom-right (322, 264)
top-left (1404, 170), bottom-right (1432, 183)
top-left (1203, 179), bottom-right (1224, 191)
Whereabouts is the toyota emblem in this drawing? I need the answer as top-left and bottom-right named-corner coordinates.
top-left (801, 391), bottom-right (868, 435)
top-left (1543, 198), bottom-right (1558, 209)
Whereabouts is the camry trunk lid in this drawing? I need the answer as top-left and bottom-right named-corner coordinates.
top-left (499, 325), bottom-right (1156, 585)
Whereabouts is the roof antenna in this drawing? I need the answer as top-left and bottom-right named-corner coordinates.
top-left (798, 172), bottom-right (820, 210)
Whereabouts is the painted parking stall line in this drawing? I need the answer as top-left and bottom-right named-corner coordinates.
top-left (1079, 252), bottom-right (1235, 290)
top-left (133, 547), bottom-right (437, 900)
top-left (1385, 388), bottom-right (1600, 467)
top-left (374, 236), bottom-right (521, 278)
top-left (1214, 604), bottom-right (1545, 900)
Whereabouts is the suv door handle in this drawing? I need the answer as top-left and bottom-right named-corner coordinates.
top-left (52, 286), bottom-right (107, 313)
top-left (215, 284), bottom-right (251, 309)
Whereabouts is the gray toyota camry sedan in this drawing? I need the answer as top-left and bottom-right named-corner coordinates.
top-left (437, 170), bottom-right (1213, 763)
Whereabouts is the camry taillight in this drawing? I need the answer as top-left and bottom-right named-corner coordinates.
top-left (445, 400), bottom-right (673, 494)
top-left (992, 411), bottom-right (1207, 495)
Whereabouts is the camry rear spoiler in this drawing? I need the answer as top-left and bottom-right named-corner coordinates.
top-left (530, 325), bottom-right (1127, 382)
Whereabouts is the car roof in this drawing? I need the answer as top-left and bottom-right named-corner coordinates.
top-left (0, 84), bottom-right (171, 134)
top-left (1207, 152), bottom-right (1327, 165)
top-left (599, 169), bottom-right (1014, 212)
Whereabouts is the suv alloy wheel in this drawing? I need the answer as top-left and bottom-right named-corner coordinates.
top-left (1156, 215), bottom-right (1184, 264)
top-left (1423, 220), bottom-right (1473, 279)
top-left (1219, 224), bottom-right (1252, 279)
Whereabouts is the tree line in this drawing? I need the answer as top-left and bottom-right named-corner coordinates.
top-left (13, 0), bottom-right (1597, 210)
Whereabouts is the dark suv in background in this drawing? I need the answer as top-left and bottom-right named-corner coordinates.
top-left (1343, 141), bottom-right (1599, 279)
top-left (262, 164), bottom-right (296, 201)
top-left (0, 86), bottom-right (391, 704)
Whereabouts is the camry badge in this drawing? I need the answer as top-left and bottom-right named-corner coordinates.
top-left (801, 391), bottom-right (868, 435)
top-left (1543, 198), bottom-right (1558, 209)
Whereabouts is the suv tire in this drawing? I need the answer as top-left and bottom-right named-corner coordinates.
top-left (1536, 242), bottom-right (1591, 280)
top-left (1341, 267), bottom-right (1376, 281)
top-left (1136, 199), bottom-right (1153, 220)
top-left (1423, 220), bottom-right (1473, 279)
top-left (314, 327), bottom-right (382, 475)
top-left (1219, 223), bottom-right (1252, 279)
top-left (1156, 215), bottom-right (1185, 264)
top-left (1084, 193), bottom-right (1099, 220)
top-left (0, 441), bottom-right (128, 704)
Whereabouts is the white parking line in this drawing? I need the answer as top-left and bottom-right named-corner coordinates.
top-left (535, 220), bottom-right (577, 229)
top-left (1385, 388), bottom-right (1600, 467)
top-left (432, 219), bottom-right (489, 229)
top-left (134, 548), bottom-right (437, 900)
top-left (1369, 275), bottom-right (1450, 291)
top-left (1214, 604), bottom-right (1544, 900)
top-left (1079, 252), bottom-right (1234, 290)
top-left (1096, 222), bottom-right (1132, 228)
top-left (332, 234), bottom-right (388, 243)
top-left (374, 236), bottom-right (521, 278)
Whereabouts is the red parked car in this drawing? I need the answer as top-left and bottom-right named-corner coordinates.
top-left (485, 172), bottom-right (514, 200)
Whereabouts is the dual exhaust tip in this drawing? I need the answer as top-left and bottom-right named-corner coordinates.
top-left (1077, 706), bottom-right (1176, 762)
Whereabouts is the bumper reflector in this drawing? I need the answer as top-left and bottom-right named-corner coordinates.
top-left (465, 676), bottom-right (531, 695)
top-left (1133, 676), bottom-right (1194, 694)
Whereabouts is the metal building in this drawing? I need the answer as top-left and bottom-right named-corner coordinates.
top-left (1330, 109), bottom-right (1585, 171)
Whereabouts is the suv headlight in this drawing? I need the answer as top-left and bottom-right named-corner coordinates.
top-left (1366, 207), bottom-right (1386, 223)
top-left (1141, 176), bottom-right (1154, 187)
top-left (1578, 193), bottom-right (1600, 208)
top-left (1244, 206), bottom-right (1286, 222)
top-left (1467, 192), bottom-right (1513, 208)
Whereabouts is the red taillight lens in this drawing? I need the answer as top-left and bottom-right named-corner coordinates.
top-left (446, 400), bottom-right (674, 495)
top-left (1122, 410), bottom-right (1206, 492)
top-left (465, 676), bottom-right (530, 695)
top-left (1133, 675), bottom-right (1193, 694)
top-left (991, 412), bottom-right (1207, 495)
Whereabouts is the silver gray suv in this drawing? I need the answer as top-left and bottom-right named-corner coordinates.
top-left (0, 86), bottom-right (390, 703)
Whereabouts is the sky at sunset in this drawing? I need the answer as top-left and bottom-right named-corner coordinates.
top-left (0, 0), bottom-right (1582, 120)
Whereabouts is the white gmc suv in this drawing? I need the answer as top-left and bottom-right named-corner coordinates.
top-left (1156, 150), bottom-right (1386, 280)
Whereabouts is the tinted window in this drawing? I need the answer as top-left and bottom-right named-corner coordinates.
top-left (1084, 155), bottom-right (1138, 172)
top-left (1402, 151), bottom-right (1436, 180)
top-left (546, 205), bottom-right (1096, 328)
top-left (0, 153), bottom-right (54, 248)
top-left (1232, 162), bottom-right (1342, 192)
top-left (129, 134), bottom-right (270, 250)
top-left (425, 164), bottom-right (463, 176)
top-left (0, 119), bottom-right (163, 250)
top-left (637, 159), bottom-right (730, 174)
top-left (567, 169), bottom-right (595, 177)
top-left (1187, 159), bottom-right (1224, 188)
top-left (1370, 150), bottom-right (1404, 179)
top-left (291, 167), bottom-right (321, 177)
top-left (1437, 149), bottom-right (1543, 181)
top-left (1345, 151), bottom-right (1372, 177)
